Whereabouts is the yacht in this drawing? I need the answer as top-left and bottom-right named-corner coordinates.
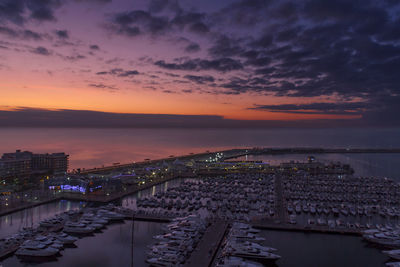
top-left (217, 256), bottom-right (264, 267)
top-left (64, 222), bottom-right (95, 234)
top-left (16, 241), bottom-right (59, 257)
top-left (383, 249), bottom-right (400, 260)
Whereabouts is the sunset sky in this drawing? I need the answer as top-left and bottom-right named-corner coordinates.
top-left (1, 0), bottom-right (400, 125)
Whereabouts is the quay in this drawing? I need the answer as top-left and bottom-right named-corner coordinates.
top-left (251, 221), bottom-right (361, 236)
top-left (0, 175), bottom-right (178, 217)
top-left (184, 219), bottom-right (228, 267)
top-left (223, 147), bottom-right (400, 160)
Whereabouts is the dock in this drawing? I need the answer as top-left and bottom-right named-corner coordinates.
top-left (184, 220), bottom-right (228, 267)
top-left (251, 221), bottom-right (361, 236)
top-left (223, 147), bottom-right (400, 160)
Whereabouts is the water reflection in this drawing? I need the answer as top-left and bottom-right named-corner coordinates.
top-left (0, 200), bottom-right (84, 239)
top-left (1, 221), bottom-right (165, 267)
top-left (0, 128), bottom-right (399, 169)
top-left (258, 230), bottom-right (389, 267)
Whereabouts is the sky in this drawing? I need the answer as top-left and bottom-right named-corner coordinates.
top-left (0, 0), bottom-right (400, 127)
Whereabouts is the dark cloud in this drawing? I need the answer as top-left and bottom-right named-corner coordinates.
top-left (108, 4), bottom-right (210, 37)
top-left (63, 54), bottom-right (86, 61)
top-left (111, 10), bottom-right (169, 36)
top-left (88, 83), bottom-right (118, 91)
top-left (0, 26), bottom-right (43, 40)
top-left (184, 75), bottom-right (215, 84)
top-left (162, 90), bottom-right (176, 94)
top-left (155, 58), bottom-right (243, 72)
top-left (208, 35), bottom-right (244, 58)
top-left (32, 46), bottom-right (51, 56)
top-left (0, 107), bottom-right (373, 128)
top-left (55, 30), bottom-right (69, 39)
top-left (0, 0), bottom-right (110, 25)
top-left (23, 30), bottom-right (43, 40)
top-left (249, 102), bottom-right (368, 115)
top-left (0, 26), bottom-right (18, 38)
top-left (184, 43), bottom-right (200, 53)
top-left (96, 68), bottom-right (140, 77)
top-left (90, 44), bottom-right (100, 50)
top-left (148, 0), bottom-right (169, 13)
top-left (74, 0), bottom-right (111, 3)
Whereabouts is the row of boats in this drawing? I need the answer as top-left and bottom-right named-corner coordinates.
top-left (0, 204), bottom-right (128, 261)
top-left (362, 226), bottom-right (400, 266)
top-left (146, 215), bottom-right (207, 266)
top-left (216, 223), bottom-right (280, 266)
top-left (282, 174), bottom-right (400, 232)
top-left (136, 174), bottom-right (276, 222)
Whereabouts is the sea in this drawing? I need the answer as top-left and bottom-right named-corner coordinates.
top-left (0, 127), bottom-right (400, 266)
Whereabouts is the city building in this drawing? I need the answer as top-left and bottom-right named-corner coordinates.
top-left (0, 150), bottom-right (69, 185)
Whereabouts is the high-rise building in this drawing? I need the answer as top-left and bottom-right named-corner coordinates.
top-left (0, 150), bottom-right (32, 182)
top-left (0, 150), bottom-right (69, 183)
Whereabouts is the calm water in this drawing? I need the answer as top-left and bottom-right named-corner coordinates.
top-left (0, 128), bottom-right (399, 170)
top-left (1, 221), bottom-right (165, 267)
top-left (0, 200), bottom-right (84, 239)
top-left (258, 230), bottom-right (389, 267)
top-left (0, 179), bottom-right (183, 267)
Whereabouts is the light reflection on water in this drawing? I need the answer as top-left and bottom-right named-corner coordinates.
top-left (0, 128), bottom-right (399, 170)
top-left (0, 177), bottom-right (394, 267)
top-left (0, 179), bottom-right (184, 267)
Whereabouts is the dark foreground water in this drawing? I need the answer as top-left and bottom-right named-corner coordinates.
top-left (1, 220), bottom-right (164, 267)
top-left (259, 230), bottom-right (389, 267)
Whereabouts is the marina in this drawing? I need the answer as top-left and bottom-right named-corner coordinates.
top-left (1, 158), bottom-right (400, 266)
top-left (1, 137), bottom-right (400, 266)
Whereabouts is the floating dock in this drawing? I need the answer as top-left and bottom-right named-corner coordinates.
top-left (184, 220), bottom-right (228, 267)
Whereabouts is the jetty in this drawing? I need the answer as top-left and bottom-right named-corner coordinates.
top-left (184, 220), bottom-right (228, 267)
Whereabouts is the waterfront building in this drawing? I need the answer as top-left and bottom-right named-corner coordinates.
top-left (0, 150), bottom-right (32, 183)
top-left (0, 150), bottom-right (69, 185)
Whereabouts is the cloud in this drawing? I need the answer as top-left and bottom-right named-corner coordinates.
top-left (184, 43), bottom-right (200, 53)
top-left (96, 68), bottom-right (140, 77)
top-left (74, 0), bottom-right (111, 3)
top-left (184, 75), bottom-right (215, 84)
top-left (108, 3), bottom-right (210, 38)
top-left (88, 83), bottom-right (118, 91)
top-left (32, 46), bottom-right (51, 56)
top-left (0, 26), bottom-right (43, 40)
top-left (55, 30), bottom-right (69, 39)
top-left (90, 44), bottom-right (100, 50)
top-left (0, 0), bottom-right (109, 25)
top-left (155, 58), bottom-right (243, 72)
top-left (0, 107), bottom-right (375, 128)
top-left (249, 102), bottom-right (368, 115)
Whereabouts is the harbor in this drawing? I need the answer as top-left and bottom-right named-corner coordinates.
top-left (1, 148), bottom-right (400, 266)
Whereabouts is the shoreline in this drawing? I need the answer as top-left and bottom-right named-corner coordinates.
top-left (0, 175), bottom-right (179, 217)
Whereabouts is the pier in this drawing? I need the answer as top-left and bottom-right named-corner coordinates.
top-left (223, 147), bottom-right (400, 160)
top-left (184, 220), bottom-right (228, 267)
top-left (251, 221), bottom-right (361, 236)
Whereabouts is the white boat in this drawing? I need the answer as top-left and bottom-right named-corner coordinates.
top-left (383, 249), bottom-right (400, 260)
top-left (64, 222), bottom-right (95, 234)
top-left (217, 256), bottom-right (264, 267)
top-left (49, 232), bottom-right (78, 245)
top-left (226, 245), bottom-right (281, 263)
top-left (16, 241), bottom-right (59, 257)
